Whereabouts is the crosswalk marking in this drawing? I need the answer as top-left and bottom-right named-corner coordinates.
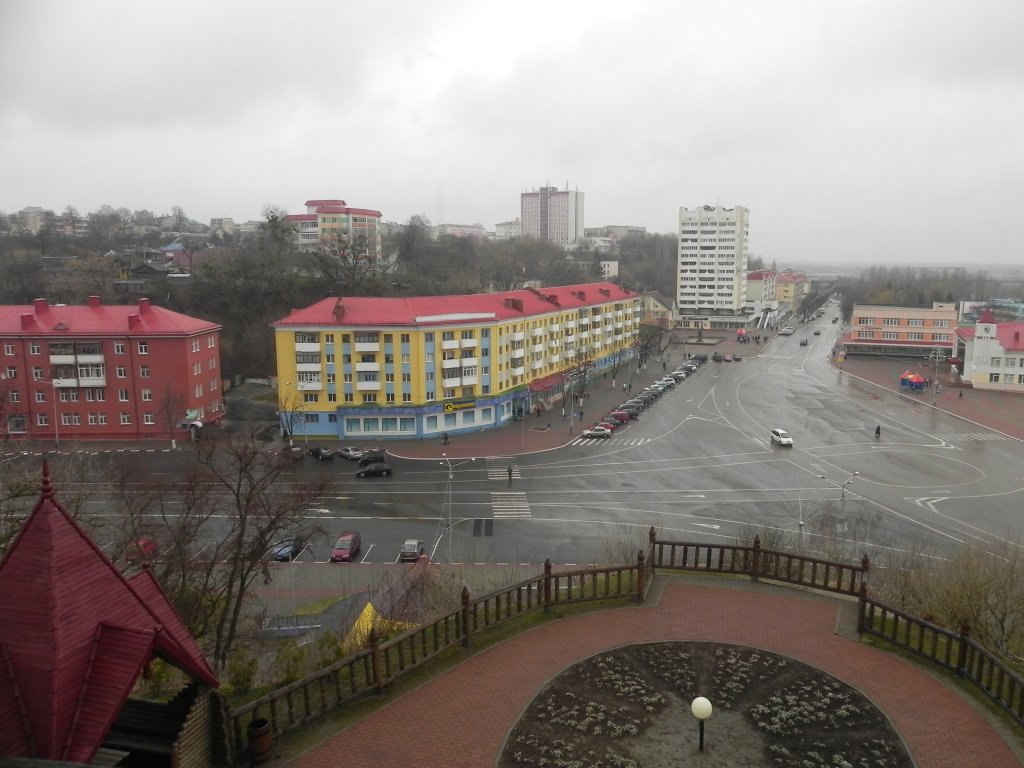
top-left (491, 491), bottom-right (531, 519)
top-left (935, 431), bottom-right (1007, 442)
top-left (569, 437), bottom-right (653, 447)
top-left (486, 457), bottom-right (521, 480)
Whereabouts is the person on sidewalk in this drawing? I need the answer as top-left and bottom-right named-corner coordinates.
top-left (959, 391), bottom-right (963, 400)
top-left (442, 431), bottom-right (449, 445)
top-left (507, 464), bottom-right (513, 485)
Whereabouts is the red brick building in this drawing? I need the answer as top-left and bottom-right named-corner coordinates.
top-left (1, 297), bottom-right (223, 442)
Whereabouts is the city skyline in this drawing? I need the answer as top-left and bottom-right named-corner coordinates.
top-left (2, 0), bottom-right (1023, 265)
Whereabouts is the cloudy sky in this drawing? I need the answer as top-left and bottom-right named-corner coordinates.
top-left (2, 0), bottom-right (1023, 265)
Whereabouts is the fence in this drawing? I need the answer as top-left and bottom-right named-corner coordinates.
top-left (223, 556), bottom-right (647, 763)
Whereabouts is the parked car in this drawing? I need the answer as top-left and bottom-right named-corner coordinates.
top-left (799, 338), bottom-right (809, 346)
top-left (813, 329), bottom-right (821, 335)
top-left (779, 327), bottom-right (796, 335)
top-left (691, 354), bottom-right (709, 363)
top-left (622, 399), bottom-right (646, 409)
top-left (356, 461), bottom-right (393, 478)
top-left (668, 370), bottom-right (687, 380)
top-left (606, 411), bottom-right (631, 424)
top-left (723, 355), bottom-right (734, 362)
top-left (582, 425), bottom-right (613, 439)
top-left (682, 363), bottom-right (698, 373)
top-left (832, 317), bottom-right (838, 323)
top-left (399, 538), bottom-right (424, 563)
top-left (336, 446), bottom-right (364, 461)
top-left (357, 450), bottom-right (387, 467)
top-left (770, 428), bottom-right (794, 446)
top-left (271, 537), bottom-right (308, 562)
top-left (309, 446), bottom-right (334, 461)
top-left (330, 531), bottom-right (362, 562)
top-left (712, 352), bottom-right (723, 362)
top-left (595, 420), bottom-right (619, 431)
top-left (656, 377), bottom-right (676, 387)
top-left (617, 406), bottom-right (640, 419)
top-left (278, 445), bottom-right (304, 461)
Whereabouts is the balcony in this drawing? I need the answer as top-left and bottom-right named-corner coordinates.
top-left (49, 354), bottom-right (76, 365)
top-left (296, 363), bottom-right (321, 373)
top-left (441, 358), bottom-right (461, 370)
top-left (530, 343), bottom-right (544, 353)
top-left (512, 332), bottom-right (526, 342)
top-left (532, 361), bottom-right (544, 370)
top-left (460, 338), bottom-right (478, 348)
top-left (548, 339), bottom-right (560, 349)
top-left (441, 339), bottom-right (460, 350)
top-left (531, 328), bottom-right (543, 337)
top-left (549, 353), bottom-right (560, 363)
top-left (297, 381), bottom-right (323, 391)
top-left (295, 342), bottom-right (320, 353)
top-left (442, 376), bottom-right (461, 388)
top-left (78, 375), bottom-right (106, 387)
top-left (355, 362), bottom-right (380, 372)
top-left (578, 330), bottom-right (590, 340)
top-left (564, 320), bottom-right (576, 330)
top-left (459, 356), bottom-right (478, 367)
top-left (353, 342), bottom-right (379, 353)
top-left (356, 380), bottom-right (381, 392)
top-left (512, 365), bottom-right (526, 376)
top-left (461, 376), bottom-right (478, 386)
top-left (549, 323), bottom-right (561, 332)
top-left (511, 348), bottom-right (525, 359)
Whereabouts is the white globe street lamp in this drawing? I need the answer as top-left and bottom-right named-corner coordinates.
top-left (690, 696), bottom-right (713, 753)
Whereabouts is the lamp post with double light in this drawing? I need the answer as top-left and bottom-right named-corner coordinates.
top-left (817, 471), bottom-right (859, 507)
top-left (440, 453), bottom-right (475, 564)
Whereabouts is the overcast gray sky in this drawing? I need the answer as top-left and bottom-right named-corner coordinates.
top-left (2, 0), bottom-right (1022, 265)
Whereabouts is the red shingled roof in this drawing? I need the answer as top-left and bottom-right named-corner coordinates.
top-left (0, 298), bottom-right (219, 337)
top-left (0, 463), bottom-right (217, 763)
top-left (273, 282), bottom-right (638, 328)
top-left (958, 321), bottom-right (1024, 351)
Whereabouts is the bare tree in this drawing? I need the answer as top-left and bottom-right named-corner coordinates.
top-left (158, 384), bottom-right (189, 449)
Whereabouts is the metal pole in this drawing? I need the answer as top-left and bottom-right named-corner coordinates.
top-left (52, 381), bottom-right (60, 452)
top-left (699, 719), bottom-right (705, 752)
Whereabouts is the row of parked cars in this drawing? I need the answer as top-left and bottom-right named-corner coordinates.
top-left (270, 532), bottom-right (425, 563)
top-left (284, 445), bottom-right (394, 477)
top-left (580, 357), bottom-right (706, 438)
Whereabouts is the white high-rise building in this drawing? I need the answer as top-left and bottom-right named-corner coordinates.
top-left (676, 205), bottom-right (749, 316)
top-left (520, 186), bottom-right (584, 249)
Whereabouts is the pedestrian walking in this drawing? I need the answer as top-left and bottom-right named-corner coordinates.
top-left (958, 391), bottom-right (963, 400)
top-left (623, 382), bottom-right (627, 392)
top-left (442, 431), bottom-right (449, 445)
top-left (507, 465), bottom-right (513, 485)
top-left (579, 409), bottom-right (584, 420)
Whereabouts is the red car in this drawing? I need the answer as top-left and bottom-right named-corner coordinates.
top-left (606, 411), bottom-right (630, 424)
top-left (596, 421), bottom-right (619, 431)
top-left (330, 531), bottom-right (362, 562)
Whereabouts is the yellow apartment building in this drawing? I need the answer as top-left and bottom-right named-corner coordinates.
top-left (272, 283), bottom-right (640, 440)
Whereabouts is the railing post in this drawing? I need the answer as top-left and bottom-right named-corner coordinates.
top-left (956, 623), bottom-right (971, 677)
top-left (369, 626), bottom-right (383, 694)
top-left (648, 526), bottom-right (657, 572)
top-left (460, 585), bottom-right (472, 648)
top-left (636, 550), bottom-right (646, 601)
top-left (751, 535), bottom-right (761, 582)
top-left (543, 558), bottom-right (552, 613)
top-left (857, 580), bottom-right (868, 634)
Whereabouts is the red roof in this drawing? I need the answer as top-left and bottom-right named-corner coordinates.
top-left (0, 298), bottom-right (219, 337)
top-left (746, 270), bottom-right (775, 281)
top-left (305, 199), bottom-right (347, 207)
top-left (959, 320), bottom-right (1024, 351)
top-left (0, 463), bottom-right (218, 763)
top-left (273, 282), bottom-right (639, 329)
top-left (285, 213), bottom-right (317, 222)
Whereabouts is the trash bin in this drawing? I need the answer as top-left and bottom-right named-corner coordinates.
top-left (247, 718), bottom-right (272, 763)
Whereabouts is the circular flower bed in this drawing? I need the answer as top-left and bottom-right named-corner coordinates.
top-left (500, 642), bottom-right (912, 768)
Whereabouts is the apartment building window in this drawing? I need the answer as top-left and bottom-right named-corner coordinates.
top-left (342, 354), bottom-right (351, 363)
top-left (402, 373), bottom-right (411, 382)
top-left (932, 334), bottom-right (948, 342)
top-left (328, 414), bottom-right (337, 422)
top-left (361, 394), bottom-right (377, 404)
top-left (325, 353), bottom-right (334, 363)
top-left (140, 365), bottom-right (151, 378)
top-left (295, 352), bottom-right (321, 364)
top-left (461, 387), bottom-right (473, 398)
top-left (116, 366), bottom-right (126, 378)
top-left (298, 371), bottom-right (321, 384)
top-left (118, 388), bottom-right (129, 401)
top-left (857, 331), bottom-right (874, 339)
top-left (208, 335), bottom-right (216, 348)
top-left (3, 344), bottom-right (12, 355)
top-left (482, 385), bottom-right (490, 394)
top-left (935, 320), bottom-right (950, 328)
top-left (144, 413), bottom-right (155, 425)
top-left (327, 393), bottom-right (337, 403)
top-left (343, 373), bottom-right (353, 383)
top-left (481, 329), bottom-right (489, 338)
top-left (342, 334), bottom-right (350, 343)
top-left (62, 413), bottom-right (80, 426)
top-left (121, 413), bottom-right (132, 425)
top-left (401, 353), bottom-right (410, 364)
top-left (137, 341), bottom-right (148, 355)
top-left (442, 331), bottom-right (455, 341)
top-left (384, 353), bottom-right (393, 364)
top-left (114, 342), bottom-right (125, 354)
top-left (1007, 358), bottom-right (1018, 368)
top-left (35, 391), bottom-right (45, 403)
top-left (461, 330), bottom-right (473, 340)
top-left (344, 393), bottom-right (354, 403)
top-left (194, 384), bottom-right (203, 397)
top-left (989, 373), bottom-right (1001, 383)
top-left (303, 393), bottom-right (318, 403)
top-left (354, 333), bottom-right (378, 344)
top-left (402, 393), bottom-right (412, 403)
top-left (991, 357), bottom-right (1002, 366)
top-left (425, 390), bottom-right (435, 401)
top-left (9, 391), bottom-right (19, 403)
top-left (209, 357), bottom-right (216, 369)
top-left (882, 332), bottom-right (899, 340)
top-left (326, 373), bottom-right (336, 383)
top-left (908, 319), bottom-right (924, 327)
top-left (482, 366), bottom-right (489, 375)
top-left (856, 317), bottom-right (874, 325)
top-left (59, 390), bottom-right (78, 402)
top-left (907, 333), bottom-right (924, 341)
top-left (88, 413), bottom-right (99, 425)
top-left (30, 343), bottom-right (40, 354)
top-left (192, 339), bottom-right (200, 352)
top-left (384, 334), bottom-right (392, 343)
top-left (425, 352), bottom-right (434, 363)
top-left (325, 334), bottom-right (335, 343)
top-left (360, 354), bottom-right (376, 364)
top-left (386, 393), bottom-right (396, 403)
top-left (883, 318), bottom-right (900, 326)
top-left (425, 371), bottom-right (434, 381)
top-left (401, 334), bottom-right (410, 343)
top-left (37, 414), bottom-right (47, 426)
top-left (425, 333), bottom-right (434, 342)
top-left (385, 373), bottom-right (395, 382)
top-left (296, 332), bottom-right (320, 343)
top-left (443, 388), bottom-right (456, 399)
top-left (142, 388), bottom-right (153, 401)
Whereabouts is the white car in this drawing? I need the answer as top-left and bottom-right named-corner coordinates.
top-left (770, 429), bottom-right (794, 446)
top-left (581, 426), bottom-right (613, 439)
top-left (656, 377), bottom-right (676, 387)
top-left (779, 327), bottom-right (796, 336)
top-left (336, 446), bottom-right (364, 460)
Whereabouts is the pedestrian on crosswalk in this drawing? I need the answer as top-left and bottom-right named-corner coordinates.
top-left (507, 464), bottom-right (513, 485)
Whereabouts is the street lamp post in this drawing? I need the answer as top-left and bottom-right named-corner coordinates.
top-left (440, 453), bottom-right (475, 564)
top-left (50, 379), bottom-right (62, 452)
top-left (927, 347), bottom-right (944, 406)
top-left (817, 471), bottom-right (859, 506)
top-left (690, 696), bottom-right (713, 752)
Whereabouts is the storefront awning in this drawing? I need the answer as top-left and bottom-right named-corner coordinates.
top-left (528, 371), bottom-right (567, 392)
